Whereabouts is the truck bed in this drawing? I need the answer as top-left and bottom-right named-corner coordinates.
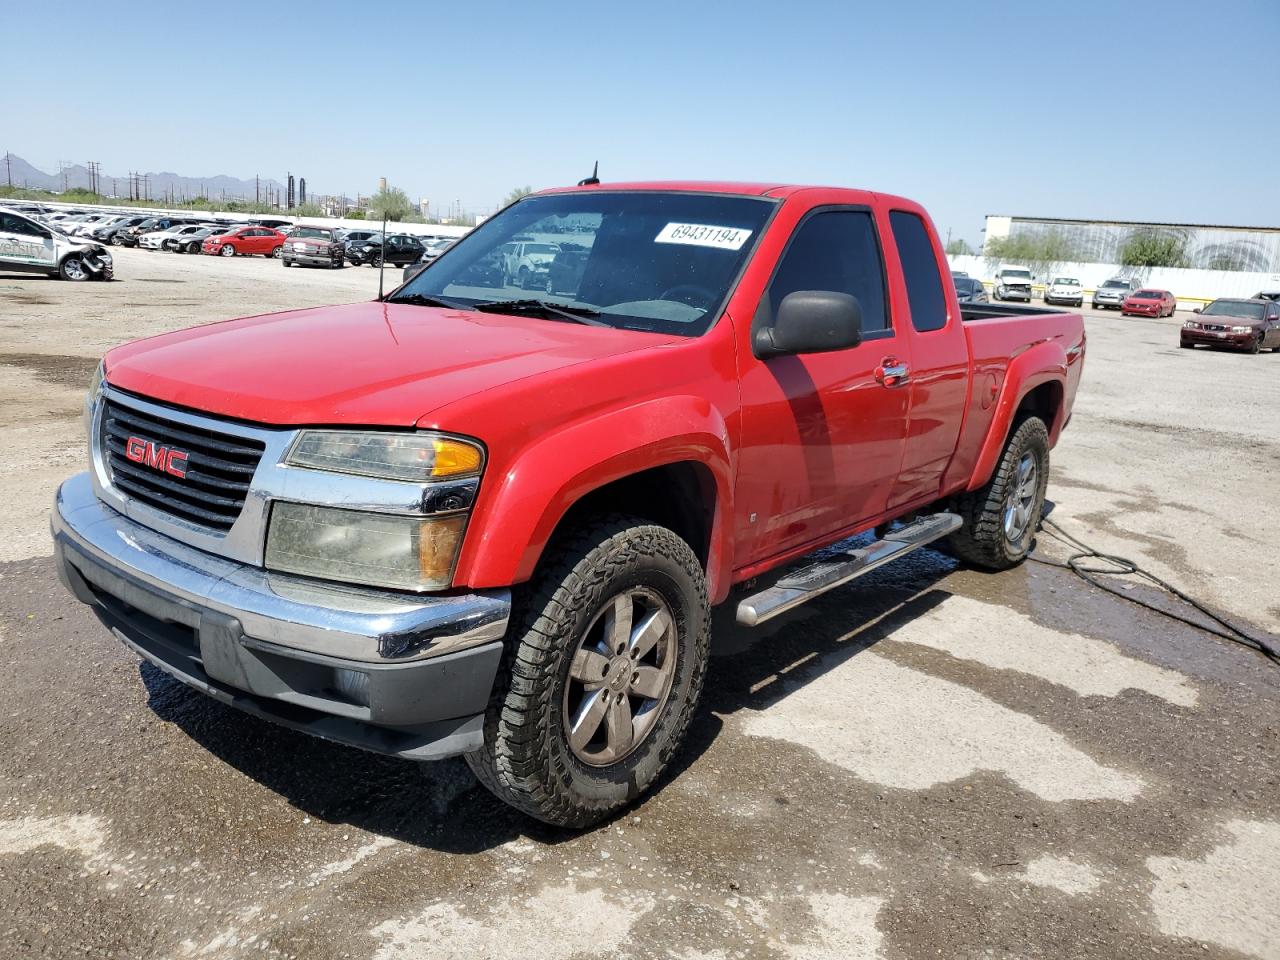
top-left (960, 302), bottom-right (1069, 321)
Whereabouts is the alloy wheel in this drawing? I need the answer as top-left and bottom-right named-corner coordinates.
top-left (562, 587), bottom-right (678, 767)
top-left (1003, 452), bottom-right (1038, 543)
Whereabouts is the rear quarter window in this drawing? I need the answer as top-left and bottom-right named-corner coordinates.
top-left (889, 211), bottom-right (948, 333)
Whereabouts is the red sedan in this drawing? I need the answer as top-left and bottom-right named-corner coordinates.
top-left (201, 226), bottom-right (286, 259)
top-left (1121, 288), bottom-right (1177, 318)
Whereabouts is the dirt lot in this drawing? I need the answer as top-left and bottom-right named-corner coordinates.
top-left (1, 248), bottom-right (1278, 959)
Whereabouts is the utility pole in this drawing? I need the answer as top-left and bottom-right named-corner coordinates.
top-left (3, 152), bottom-right (11, 187)
top-left (255, 175), bottom-right (260, 206)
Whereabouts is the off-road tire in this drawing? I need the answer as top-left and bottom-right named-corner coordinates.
top-left (466, 515), bottom-right (710, 828)
top-left (946, 416), bottom-right (1049, 570)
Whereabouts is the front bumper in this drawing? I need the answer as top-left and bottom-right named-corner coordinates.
top-left (998, 287), bottom-right (1031, 301)
top-left (284, 250), bottom-right (341, 266)
top-left (1180, 328), bottom-right (1258, 349)
top-left (52, 472), bottom-right (510, 760)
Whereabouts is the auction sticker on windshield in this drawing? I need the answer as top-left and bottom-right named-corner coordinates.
top-left (655, 223), bottom-right (752, 250)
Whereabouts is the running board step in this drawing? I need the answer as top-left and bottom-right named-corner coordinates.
top-left (735, 512), bottom-right (962, 626)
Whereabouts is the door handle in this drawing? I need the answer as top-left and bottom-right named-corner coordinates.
top-left (875, 358), bottom-right (910, 387)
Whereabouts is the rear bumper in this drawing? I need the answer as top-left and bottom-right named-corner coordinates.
top-left (51, 472), bottom-right (510, 760)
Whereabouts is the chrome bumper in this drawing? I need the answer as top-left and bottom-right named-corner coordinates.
top-left (52, 472), bottom-right (510, 759)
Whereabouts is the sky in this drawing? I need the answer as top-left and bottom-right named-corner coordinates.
top-left (4, 0), bottom-right (1278, 246)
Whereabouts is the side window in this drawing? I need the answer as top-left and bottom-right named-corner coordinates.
top-left (889, 210), bottom-right (948, 333)
top-left (765, 210), bottom-right (888, 334)
top-left (3, 214), bottom-right (40, 237)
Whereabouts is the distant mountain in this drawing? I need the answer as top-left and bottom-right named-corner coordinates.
top-left (2, 153), bottom-right (287, 202)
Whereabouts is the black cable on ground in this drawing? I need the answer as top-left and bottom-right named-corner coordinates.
top-left (1029, 516), bottom-right (1279, 668)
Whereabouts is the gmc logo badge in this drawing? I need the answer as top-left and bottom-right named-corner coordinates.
top-left (125, 436), bottom-right (189, 479)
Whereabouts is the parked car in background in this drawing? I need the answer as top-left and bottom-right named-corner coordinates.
top-left (139, 224), bottom-right (202, 250)
top-left (160, 224), bottom-right (221, 252)
top-left (118, 217), bottom-right (186, 247)
top-left (342, 230), bottom-right (377, 254)
top-left (500, 240), bottom-right (560, 288)
top-left (250, 218), bottom-right (292, 230)
top-left (0, 209), bottom-right (114, 281)
top-left (202, 225), bottom-right (286, 258)
top-left (952, 276), bottom-right (989, 303)
top-left (348, 233), bottom-right (425, 267)
top-left (168, 225), bottom-right (232, 254)
top-left (1043, 276), bottom-right (1084, 307)
top-left (282, 226), bottom-right (345, 268)
top-left (1251, 290), bottom-right (1280, 302)
top-left (1092, 276), bottom-right (1141, 310)
top-left (1121, 288), bottom-right (1177, 318)
top-left (992, 265), bottom-right (1033, 302)
top-left (1181, 298), bottom-right (1280, 353)
top-left (88, 216), bottom-right (153, 245)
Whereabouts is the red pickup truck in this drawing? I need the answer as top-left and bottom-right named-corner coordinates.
top-left (53, 181), bottom-right (1085, 827)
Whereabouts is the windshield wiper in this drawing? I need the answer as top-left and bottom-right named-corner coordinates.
top-left (473, 298), bottom-right (608, 327)
top-left (384, 292), bottom-right (473, 310)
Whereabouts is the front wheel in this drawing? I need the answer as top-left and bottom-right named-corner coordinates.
top-left (466, 516), bottom-right (710, 828)
top-left (271, 246), bottom-right (283, 259)
top-left (946, 416), bottom-right (1049, 570)
top-left (1249, 335), bottom-right (1262, 355)
top-left (219, 244), bottom-right (235, 257)
top-left (58, 257), bottom-right (90, 281)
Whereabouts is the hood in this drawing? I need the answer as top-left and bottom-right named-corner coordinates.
top-left (104, 300), bottom-right (680, 427)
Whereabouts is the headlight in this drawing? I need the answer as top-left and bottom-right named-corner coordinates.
top-left (1183, 321), bottom-right (1200, 329)
top-left (286, 431), bottom-right (483, 481)
top-left (83, 361), bottom-right (105, 437)
top-left (265, 503), bottom-right (467, 591)
top-left (1231, 326), bottom-right (1252, 334)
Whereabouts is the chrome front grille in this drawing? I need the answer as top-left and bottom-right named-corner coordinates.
top-left (101, 397), bottom-right (265, 532)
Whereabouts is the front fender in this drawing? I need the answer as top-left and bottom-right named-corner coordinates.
top-left (967, 338), bottom-right (1067, 491)
top-left (453, 396), bottom-right (734, 602)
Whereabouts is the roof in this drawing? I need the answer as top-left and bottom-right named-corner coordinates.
top-left (534, 180), bottom-right (882, 200)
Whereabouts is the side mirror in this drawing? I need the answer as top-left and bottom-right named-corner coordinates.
top-left (754, 290), bottom-right (863, 359)
top-left (1192, 308), bottom-right (1201, 314)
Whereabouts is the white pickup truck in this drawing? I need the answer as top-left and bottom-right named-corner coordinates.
top-left (993, 265), bottom-right (1033, 302)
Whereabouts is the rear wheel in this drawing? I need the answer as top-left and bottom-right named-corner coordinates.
top-left (946, 416), bottom-right (1049, 570)
top-left (466, 516), bottom-right (709, 828)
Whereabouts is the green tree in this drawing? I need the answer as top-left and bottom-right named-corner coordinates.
top-left (501, 186), bottom-right (533, 207)
top-left (1119, 230), bottom-right (1189, 268)
top-left (346, 210), bottom-right (366, 220)
top-left (945, 238), bottom-right (973, 256)
top-left (293, 203), bottom-right (326, 218)
top-left (985, 229), bottom-right (1080, 278)
top-left (367, 185), bottom-right (415, 222)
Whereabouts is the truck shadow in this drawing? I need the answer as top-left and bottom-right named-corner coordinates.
top-left (141, 546), bottom-right (960, 854)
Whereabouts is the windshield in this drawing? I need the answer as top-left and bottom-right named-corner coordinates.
top-left (953, 278), bottom-right (978, 293)
top-left (294, 227), bottom-right (333, 240)
top-left (1102, 280), bottom-right (1128, 289)
top-left (1002, 270), bottom-right (1031, 280)
top-left (1202, 300), bottom-right (1264, 320)
top-left (1134, 290), bottom-right (1161, 299)
top-left (1052, 278), bottom-right (1079, 286)
top-left (394, 191), bottom-right (775, 336)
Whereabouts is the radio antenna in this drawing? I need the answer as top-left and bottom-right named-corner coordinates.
top-left (377, 213), bottom-right (388, 301)
top-left (578, 161), bottom-right (600, 186)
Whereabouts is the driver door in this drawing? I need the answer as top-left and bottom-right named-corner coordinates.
top-left (0, 213), bottom-right (56, 273)
top-left (735, 207), bottom-right (910, 563)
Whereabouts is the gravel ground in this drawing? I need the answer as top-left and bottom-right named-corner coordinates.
top-left (1, 248), bottom-right (1277, 959)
